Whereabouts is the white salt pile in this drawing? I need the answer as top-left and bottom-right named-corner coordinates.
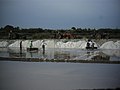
top-left (8, 39), bottom-right (98, 49)
top-left (0, 41), bottom-right (8, 47)
top-left (115, 41), bottom-right (120, 49)
top-left (22, 40), bottom-right (31, 48)
top-left (55, 40), bottom-right (88, 49)
top-left (8, 40), bottom-right (55, 49)
top-left (32, 40), bottom-right (42, 48)
top-left (44, 40), bottom-right (54, 48)
top-left (100, 41), bottom-right (120, 49)
top-left (55, 40), bottom-right (98, 49)
top-left (33, 40), bottom-right (55, 48)
top-left (8, 40), bottom-right (31, 48)
top-left (5, 40), bottom-right (120, 49)
top-left (8, 40), bottom-right (21, 48)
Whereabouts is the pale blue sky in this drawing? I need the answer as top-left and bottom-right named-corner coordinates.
top-left (0, 0), bottom-right (120, 29)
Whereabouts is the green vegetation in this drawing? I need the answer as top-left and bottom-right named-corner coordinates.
top-left (0, 25), bottom-right (120, 39)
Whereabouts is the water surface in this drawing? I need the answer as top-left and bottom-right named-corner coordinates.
top-left (0, 48), bottom-right (120, 61)
top-left (0, 61), bottom-right (120, 90)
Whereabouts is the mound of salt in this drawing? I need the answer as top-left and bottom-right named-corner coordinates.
top-left (44, 40), bottom-right (54, 48)
top-left (114, 41), bottom-right (120, 49)
top-left (32, 40), bottom-right (42, 48)
top-left (55, 40), bottom-right (89, 49)
top-left (100, 41), bottom-right (120, 49)
top-left (0, 41), bottom-right (8, 47)
top-left (8, 40), bottom-right (21, 48)
top-left (8, 40), bottom-right (55, 49)
top-left (8, 39), bottom-right (98, 49)
top-left (8, 40), bottom-right (31, 48)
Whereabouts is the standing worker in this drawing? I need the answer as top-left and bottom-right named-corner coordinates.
top-left (91, 42), bottom-right (95, 49)
top-left (30, 41), bottom-right (33, 49)
top-left (42, 44), bottom-right (45, 54)
top-left (41, 40), bottom-right (47, 54)
top-left (20, 41), bottom-right (22, 56)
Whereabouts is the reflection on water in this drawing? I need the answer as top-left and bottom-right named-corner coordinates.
top-left (0, 48), bottom-right (120, 61)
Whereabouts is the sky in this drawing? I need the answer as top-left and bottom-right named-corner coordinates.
top-left (0, 0), bottom-right (120, 29)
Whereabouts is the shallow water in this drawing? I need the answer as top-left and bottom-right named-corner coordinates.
top-left (0, 61), bottom-right (120, 90)
top-left (0, 48), bottom-right (120, 61)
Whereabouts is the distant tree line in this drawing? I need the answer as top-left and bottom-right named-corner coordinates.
top-left (0, 25), bottom-right (120, 39)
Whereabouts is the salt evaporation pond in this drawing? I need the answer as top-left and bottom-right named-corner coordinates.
top-left (0, 40), bottom-right (120, 90)
top-left (0, 39), bottom-right (120, 61)
top-left (0, 61), bottom-right (120, 90)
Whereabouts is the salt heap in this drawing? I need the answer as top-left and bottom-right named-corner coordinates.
top-left (8, 39), bottom-right (98, 49)
top-left (44, 40), bottom-right (54, 48)
top-left (100, 41), bottom-right (120, 49)
top-left (0, 41), bottom-right (8, 47)
top-left (8, 40), bottom-right (55, 49)
top-left (115, 41), bottom-right (120, 49)
top-left (8, 40), bottom-right (21, 48)
top-left (32, 40), bottom-right (54, 48)
top-left (55, 40), bottom-right (98, 49)
top-left (32, 40), bottom-right (42, 48)
top-left (8, 40), bottom-right (30, 48)
top-left (55, 40), bottom-right (88, 49)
